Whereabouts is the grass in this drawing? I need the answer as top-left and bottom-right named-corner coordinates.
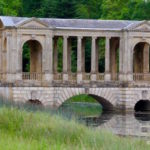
top-left (0, 105), bottom-right (149, 150)
top-left (68, 94), bottom-right (98, 103)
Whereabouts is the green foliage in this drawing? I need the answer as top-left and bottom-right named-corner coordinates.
top-left (0, 0), bottom-right (22, 16)
top-left (0, 107), bottom-right (149, 150)
top-left (22, 44), bottom-right (30, 72)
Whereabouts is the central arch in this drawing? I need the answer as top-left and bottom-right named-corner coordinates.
top-left (59, 94), bottom-right (114, 113)
top-left (22, 40), bottom-right (42, 73)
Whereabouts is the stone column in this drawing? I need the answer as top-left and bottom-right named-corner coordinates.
top-left (16, 34), bottom-right (22, 80)
top-left (53, 37), bottom-right (58, 73)
top-left (82, 38), bottom-right (85, 73)
top-left (44, 35), bottom-right (53, 82)
top-left (63, 36), bottom-right (69, 81)
top-left (77, 36), bottom-right (83, 84)
top-left (119, 37), bottom-right (124, 81)
top-left (67, 38), bottom-right (72, 73)
top-left (6, 32), bottom-right (12, 82)
top-left (143, 43), bottom-right (149, 73)
top-left (96, 38), bottom-right (99, 73)
top-left (91, 36), bottom-right (97, 81)
top-left (143, 43), bottom-right (149, 80)
top-left (104, 36), bottom-right (111, 81)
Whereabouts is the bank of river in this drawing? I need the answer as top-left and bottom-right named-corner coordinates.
top-left (0, 106), bottom-right (149, 150)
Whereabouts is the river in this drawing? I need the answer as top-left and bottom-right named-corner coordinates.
top-left (59, 102), bottom-right (150, 141)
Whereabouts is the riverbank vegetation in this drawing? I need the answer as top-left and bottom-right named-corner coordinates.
top-left (0, 105), bottom-right (149, 150)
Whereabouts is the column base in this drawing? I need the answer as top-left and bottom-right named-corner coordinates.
top-left (119, 73), bottom-right (133, 82)
top-left (6, 73), bottom-right (16, 83)
top-left (77, 73), bottom-right (83, 84)
top-left (15, 73), bottom-right (22, 81)
top-left (127, 73), bottom-right (133, 81)
top-left (63, 73), bottom-right (68, 82)
top-left (119, 73), bottom-right (124, 81)
top-left (91, 73), bottom-right (97, 81)
top-left (44, 73), bottom-right (53, 82)
top-left (104, 73), bottom-right (111, 81)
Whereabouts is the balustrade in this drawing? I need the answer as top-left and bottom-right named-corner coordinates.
top-left (22, 72), bottom-right (42, 81)
top-left (97, 73), bottom-right (105, 81)
top-left (133, 73), bottom-right (150, 81)
top-left (53, 73), bottom-right (63, 81)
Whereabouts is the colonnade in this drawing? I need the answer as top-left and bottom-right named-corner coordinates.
top-left (52, 36), bottom-right (121, 82)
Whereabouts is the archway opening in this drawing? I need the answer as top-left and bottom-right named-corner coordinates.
top-left (22, 40), bottom-right (42, 73)
top-left (28, 99), bottom-right (43, 105)
top-left (134, 100), bottom-right (150, 112)
top-left (59, 94), bottom-right (114, 117)
top-left (133, 42), bottom-right (150, 74)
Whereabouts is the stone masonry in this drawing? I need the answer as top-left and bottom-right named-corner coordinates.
top-left (0, 16), bottom-right (150, 111)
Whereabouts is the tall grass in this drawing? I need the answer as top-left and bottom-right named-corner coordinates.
top-left (0, 100), bottom-right (149, 150)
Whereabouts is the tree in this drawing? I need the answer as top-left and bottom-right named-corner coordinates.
top-left (0, 0), bottom-right (22, 16)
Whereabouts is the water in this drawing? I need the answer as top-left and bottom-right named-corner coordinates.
top-left (60, 102), bottom-right (150, 140)
top-left (83, 112), bottom-right (150, 139)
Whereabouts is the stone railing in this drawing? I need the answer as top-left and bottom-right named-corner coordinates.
top-left (53, 73), bottom-right (63, 81)
top-left (97, 73), bottom-right (105, 80)
top-left (22, 72), bottom-right (42, 81)
top-left (133, 73), bottom-right (150, 81)
top-left (69, 73), bottom-right (77, 81)
top-left (0, 73), bottom-right (7, 81)
top-left (83, 73), bottom-right (91, 81)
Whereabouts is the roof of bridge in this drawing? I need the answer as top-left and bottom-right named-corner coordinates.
top-left (0, 16), bottom-right (142, 31)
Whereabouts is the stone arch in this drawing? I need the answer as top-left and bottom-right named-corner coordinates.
top-left (132, 39), bottom-right (150, 73)
top-left (22, 39), bottom-right (43, 73)
top-left (133, 41), bottom-right (150, 73)
top-left (57, 88), bottom-right (116, 111)
top-left (132, 39), bottom-right (150, 52)
top-left (27, 99), bottom-right (43, 106)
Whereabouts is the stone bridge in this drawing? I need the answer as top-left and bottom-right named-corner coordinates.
top-left (0, 16), bottom-right (150, 112)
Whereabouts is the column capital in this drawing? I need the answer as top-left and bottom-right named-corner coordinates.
top-left (78, 36), bottom-right (83, 40)
top-left (45, 34), bottom-right (54, 39)
top-left (106, 36), bottom-right (111, 40)
top-left (92, 36), bottom-right (97, 40)
top-left (63, 35), bottom-right (69, 39)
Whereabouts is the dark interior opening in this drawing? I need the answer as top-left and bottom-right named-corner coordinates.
top-left (28, 99), bottom-right (43, 106)
top-left (134, 100), bottom-right (150, 112)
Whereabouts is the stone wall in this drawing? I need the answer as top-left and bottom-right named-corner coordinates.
top-left (0, 86), bottom-right (147, 112)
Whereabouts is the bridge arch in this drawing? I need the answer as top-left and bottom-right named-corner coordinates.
top-left (22, 39), bottom-right (43, 73)
top-left (57, 88), bottom-right (116, 112)
top-left (59, 94), bottom-right (114, 112)
top-left (134, 100), bottom-right (150, 112)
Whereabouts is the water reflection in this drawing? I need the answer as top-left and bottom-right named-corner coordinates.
top-left (83, 112), bottom-right (150, 138)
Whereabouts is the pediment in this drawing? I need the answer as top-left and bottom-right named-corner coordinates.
top-left (16, 18), bottom-right (49, 29)
top-left (127, 21), bottom-right (150, 31)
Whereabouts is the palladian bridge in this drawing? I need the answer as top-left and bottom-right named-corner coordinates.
top-left (0, 16), bottom-right (150, 112)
